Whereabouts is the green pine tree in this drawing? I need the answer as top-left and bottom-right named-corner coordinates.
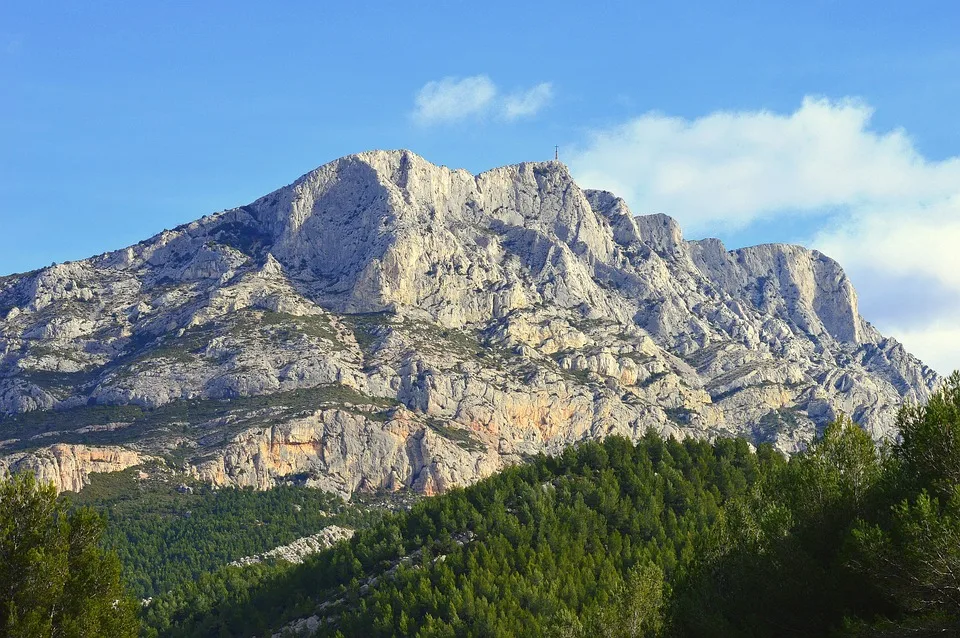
top-left (0, 471), bottom-right (139, 637)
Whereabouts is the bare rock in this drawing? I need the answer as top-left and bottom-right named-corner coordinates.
top-left (0, 150), bottom-right (939, 495)
top-left (0, 444), bottom-right (148, 493)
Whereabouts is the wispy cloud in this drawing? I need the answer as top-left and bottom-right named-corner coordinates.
top-left (569, 97), bottom-right (960, 374)
top-left (412, 75), bottom-right (497, 125)
top-left (503, 83), bottom-right (554, 120)
top-left (412, 75), bottom-right (553, 125)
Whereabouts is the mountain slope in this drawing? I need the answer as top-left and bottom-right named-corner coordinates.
top-left (141, 434), bottom-right (770, 637)
top-left (0, 150), bottom-right (937, 494)
top-left (140, 387), bottom-right (960, 638)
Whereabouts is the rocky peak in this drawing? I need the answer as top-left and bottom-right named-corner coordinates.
top-left (0, 149), bottom-right (940, 495)
top-left (210, 151), bottom-right (623, 322)
top-left (690, 241), bottom-right (865, 345)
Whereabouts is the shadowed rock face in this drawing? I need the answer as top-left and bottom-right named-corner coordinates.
top-left (0, 150), bottom-right (938, 494)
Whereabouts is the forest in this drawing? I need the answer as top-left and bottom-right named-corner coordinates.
top-left (3, 373), bottom-right (960, 637)
top-left (67, 472), bottom-right (387, 599)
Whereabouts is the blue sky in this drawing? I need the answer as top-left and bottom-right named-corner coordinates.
top-left (2, 1), bottom-right (959, 372)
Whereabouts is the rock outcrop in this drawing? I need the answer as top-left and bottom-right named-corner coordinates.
top-left (0, 444), bottom-right (147, 493)
top-left (0, 150), bottom-right (938, 494)
top-left (228, 525), bottom-right (354, 567)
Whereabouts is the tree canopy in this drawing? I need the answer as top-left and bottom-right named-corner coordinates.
top-left (0, 471), bottom-right (139, 637)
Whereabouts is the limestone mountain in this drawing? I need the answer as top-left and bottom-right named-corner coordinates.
top-left (0, 150), bottom-right (938, 494)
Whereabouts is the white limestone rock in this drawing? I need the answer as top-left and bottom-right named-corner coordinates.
top-left (228, 525), bottom-right (354, 567)
top-left (0, 149), bottom-right (939, 496)
top-left (0, 444), bottom-right (148, 493)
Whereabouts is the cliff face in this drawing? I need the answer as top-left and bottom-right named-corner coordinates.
top-left (0, 444), bottom-right (147, 493)
top-left (0, 150), bottom-right (938, 494)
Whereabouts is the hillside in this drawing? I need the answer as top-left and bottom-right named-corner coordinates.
top-left (142, 432), bottom-right (772, 636)
top-left (137, 376), bottom-right (960, 636)
top-left (0, 150), bottom-right (937, 495)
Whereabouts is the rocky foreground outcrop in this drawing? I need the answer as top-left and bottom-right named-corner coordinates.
top-left (0, 150), bottom-right (938, 494)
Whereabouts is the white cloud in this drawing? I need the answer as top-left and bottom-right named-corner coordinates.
top-left (412, 76), bottom-right (553, 125)
top-left (503, 83), bottom-right (554, 120)
top-left (569, 97), bottom-right (960, 232)
top-left (413, 75), bottom-right (497, 125)
top-left (569, 97), bottom-right (960, 374)
top-left (814, 197), bottom-right (960, 293)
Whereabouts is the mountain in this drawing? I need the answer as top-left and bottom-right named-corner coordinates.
top-left (0, 150), bottom-right (938, 495)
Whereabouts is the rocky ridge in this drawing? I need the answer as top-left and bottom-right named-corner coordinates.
top-left (0, 150), bottom-right (938, 494)
top-left (228, 525), bottom-right (354, 567)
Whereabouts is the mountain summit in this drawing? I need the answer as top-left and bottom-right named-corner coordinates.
top-left (0, 150), bottom-right (938, 494)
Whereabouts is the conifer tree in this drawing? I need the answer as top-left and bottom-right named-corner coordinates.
top-left (0, 472), bottom-right (139, 637)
